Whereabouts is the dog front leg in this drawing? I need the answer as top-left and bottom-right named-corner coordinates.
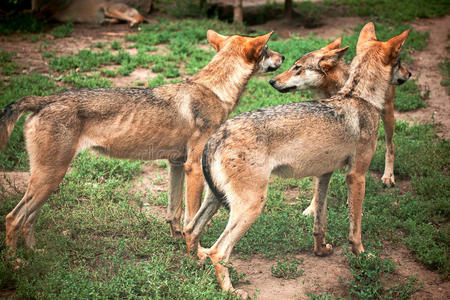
top-left (166, 160), bottom-right (185, 239)
top-left (313, 172), bottom-right (333, 256)
top-left (303, 177), bottom-right (318, 216)
top-left (346, 172), bottom-right (366, 254)
top-left (381, 86), bottom-right (396, 187)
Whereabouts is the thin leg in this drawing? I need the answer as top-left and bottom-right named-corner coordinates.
top-left (184, 188), bottom-right (221, 259)
top-left (166, 160), bottom-right (185, 238)
top-left (313, 172), bottom-right (333, 256)
top-left (7, 167), bottom-right (67, 255)
top-left (381, 86), bottom-right (396, 187)
top-left (302, 177), bottom-right (318, 216)
top-left (205, 191), bottom-right (266, 298)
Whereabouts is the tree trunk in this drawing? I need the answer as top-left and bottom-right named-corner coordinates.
top-left (284, 0), bottom-right (293, 19)
top-left (233, 0), bottom-right (243, 23)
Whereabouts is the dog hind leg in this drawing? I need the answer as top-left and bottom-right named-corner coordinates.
top-left (184, 188), bottom-right (221, 258)
top-left (313, 172), bottom-right (333, 256)
top-left (206, 189), bottom-right (267, 298)
top-left (166, 160), bottom-right (185, 238)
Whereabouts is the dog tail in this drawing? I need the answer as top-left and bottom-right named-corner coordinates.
top-left (0, 95), bottom-right (49, 151)
top-left (201, 140), bottom-right (228, 207)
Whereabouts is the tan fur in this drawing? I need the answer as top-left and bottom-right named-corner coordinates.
top-left (184, 23), bottom-right (409, 297)
top-left (270, 38), bottom-right (411, 213)
top-left (36, 0), bottom-right (146, 27)
top-left (0, 30), bottom-right (284, 255)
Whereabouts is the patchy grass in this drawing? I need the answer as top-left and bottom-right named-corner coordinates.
top-left (0, 50), bottom-right (19, 76)
top-left (0, 17), bottom-right (448, 298)
top-left (0, 73), bottom-right (63, 170)
top-left (438, 58), bottom-right (450, 94)
top-left (327, 0), bottom-right (450, 24)
top-left (0, 13), bottom-right (47, 35)
top-left (345, 251), bottom-right (419, 299)
top-left (49, 22), bottom-right (73, 39)
top-left (394, 79), bottom-right (427, 111)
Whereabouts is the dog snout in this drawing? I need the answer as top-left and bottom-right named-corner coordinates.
top-left (269, 79), bottom-right (276, 86)
top-left (408, 72), bottom-right (412, 78)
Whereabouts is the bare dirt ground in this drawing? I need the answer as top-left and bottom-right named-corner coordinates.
top-left (1, 10), bottom-right (449, 300)
top-left (397, 15), bottom-right (450, 139)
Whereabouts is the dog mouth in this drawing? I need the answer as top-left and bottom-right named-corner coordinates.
top-left (396, 79), bottom-right (406, 85)
top-left (267, 65), bottom-right (280, 72)
top-left (278, 86), bottom-right (297, 93)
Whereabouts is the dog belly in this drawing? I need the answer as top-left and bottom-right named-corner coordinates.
top-left (271, 147), bottom-right (351, 179)
top-left (78, 128), bottom-right (189, 161)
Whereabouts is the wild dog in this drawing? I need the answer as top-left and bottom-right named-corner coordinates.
top-left (0, 30), bottom-right (283, 255)
top-left (184, 23), bottom-right (409, 297)
top-left (269, 37), bottom-right (411, 216)
top-left (33, 0), bottom-right (147, 27)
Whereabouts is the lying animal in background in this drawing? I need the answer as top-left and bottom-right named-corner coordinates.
top-left (0, 30), bottom-right (283, 256)
top-left (184, 23), bottom-right (409, 298)
top-left (269, 37), bottom-right (411, 215)
top-left (33, 0), bottom-right (147, 27)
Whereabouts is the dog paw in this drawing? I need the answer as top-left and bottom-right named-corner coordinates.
top-left (302, 204), bottom-right (315, 216)
top-left (168, 223), bottom-right (184, 239)
top-left (314, 244), bottom-right (333, 257)
top-left (381, 174), bottom-right (395, 187)
top-left (233, 288), bottom-right (249, 299)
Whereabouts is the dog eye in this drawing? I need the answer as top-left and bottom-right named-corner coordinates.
top-left (293, 65), bottom-right (300, 71)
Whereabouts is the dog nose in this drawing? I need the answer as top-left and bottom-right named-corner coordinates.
top-left (281, 56), bottom-right (285, 62)
top-left (269, 79), bottom-right (276, 86)
top-left (408, 72), bottom-right (412, 78)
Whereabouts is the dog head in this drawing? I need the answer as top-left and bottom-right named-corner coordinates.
top-left (356, 22), bottom-right (410, 80)
top-left (269, 38), bottom-right (348, 93)
top-left (207, 30), bottom-right (284, 73)
top-left (390, 58), bottom-right (411, 85)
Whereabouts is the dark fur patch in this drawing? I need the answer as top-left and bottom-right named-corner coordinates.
top-left (202, 141), bottom-right (228, 208)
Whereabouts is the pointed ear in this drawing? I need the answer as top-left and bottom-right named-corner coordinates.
top-left (321, 37), bottom-right (342, 51)
top-left (357, 22), bottom-right (377, 46)
top-left (318, 46), bottom-right (349, 72)
top-left (384, 29), bottom-right (409, 59)
top-left (245, 31), bottom-right (274, 61)
top-left (207, 30), bottom-right (227, 52)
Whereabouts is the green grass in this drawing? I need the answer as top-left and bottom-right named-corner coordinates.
top-left (439, 58), bottom-right (450, 94)
top-left (0, 17), bottom-right (448, 298)
top-left (0, 50), bottom-right (19, 76)
top-left (0, 13), bottom-right (47, 35)
top-left (327, 0), bottom-right (450, 24)
top-left (49, 22), bottom-right (73, 39)
top-left (394, 79), bottom-right (427, 111)
top-left (0, 73), bottom-right (63, 170)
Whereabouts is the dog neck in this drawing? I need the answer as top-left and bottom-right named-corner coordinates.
top-left (191, 49), bottom-right (254, 114)
top-left (314, 61), bottom-right (349, 98)
top-left (338, 53), bottom-right (391, 111)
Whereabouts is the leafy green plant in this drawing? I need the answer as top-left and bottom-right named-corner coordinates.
top-left (271, 258), bottom-right (305, 279)
top-left (49, 22), bottom-right (73, 38)
top-left (0, 50), bottom-right (19, 75)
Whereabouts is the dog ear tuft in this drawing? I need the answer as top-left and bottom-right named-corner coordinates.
top-left (318, 46), bottom-right (349, 72)
top-left (246, 31), bottom-right (274, 62)
top-left (357, 22), bottom-right (377, 47)
top-left (207, 30), bottom-right (227, 52)
top-left (321, 37), bottom-right (342, 51)
top-left (384, 29), bottom-right (409, 61)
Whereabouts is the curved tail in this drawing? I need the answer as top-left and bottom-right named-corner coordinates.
top-left (0, 96), bottom-right (49, 150)
top-left (202, 140), bottom-right (229, 208)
